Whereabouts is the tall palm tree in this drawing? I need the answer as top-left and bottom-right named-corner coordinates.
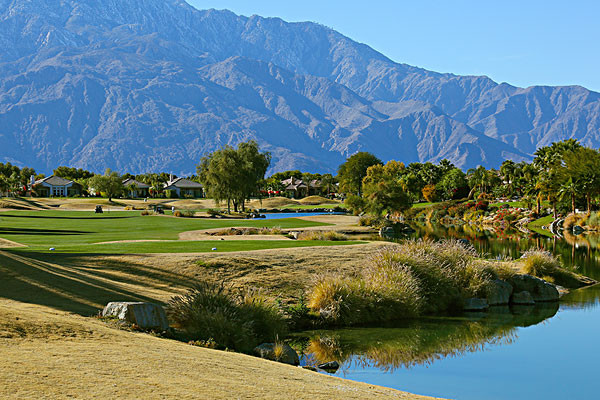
top-left (558, 177), bottom-right (578, 214)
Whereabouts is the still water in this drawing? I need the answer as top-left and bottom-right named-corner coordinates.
top-left (262, 212), bottom-right (345, 220)
top-left (297, 223), bottom-right (600, 399)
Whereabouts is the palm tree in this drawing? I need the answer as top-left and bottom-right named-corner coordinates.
top-left (558, 177), bottom-right (578, 214)
top-left (500, 160), bottom-right (516, 196)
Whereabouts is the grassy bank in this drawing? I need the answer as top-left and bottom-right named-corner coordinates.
top-left (0, 299), bottom-right (425, 400)
top-left (527, 215), bottom-right (554, 236)
top-left (306, 240), bottom-right (589, 327)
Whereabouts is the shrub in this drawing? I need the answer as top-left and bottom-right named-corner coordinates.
top-left (345, 194), bottom-right (367, 215)
top-left (564, 213), bottom-right (585, 230)
top-left (165, 189), bottom-right (178, 199)
top-left (586, 212), bottom-right (600, 229)
top-left (520, 249), bottom-right (582, 287)
top-left (141, 210), bottom-right (153, 216)
top-left (174, 210), bottom-right (195, 218)
top-left (166, 282), bottom-right (287, 353)
top-left (307, 239), bottom-right (504, 326)
top-left (358, 215), bottom-right (385, 227)
top-left (297, 231), bottom-right (348, 241)
top-left (422, 184), bottom-right (437, 202)
top-left (207, 208), bottom-right (221, 217)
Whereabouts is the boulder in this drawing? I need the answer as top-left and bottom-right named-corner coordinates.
top-left (486, 279), bottom-right (513, 305)
top-left (102, 302), bottom-right (169, 330)
top-left (511, 291), bottom-right (535, 305)
top-left (509, 274), bottom-right (559, 302)
top-left (463, 298), bottom-right (489, 311)
top-left (317, 361), bottom-right (340, 372)
top-left (254, 343), bottom-right (299, 366)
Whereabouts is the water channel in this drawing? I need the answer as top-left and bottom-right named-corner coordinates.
top-left (296, 223), bottom-right (600, 399)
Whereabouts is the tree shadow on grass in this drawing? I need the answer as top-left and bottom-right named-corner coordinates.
top-left (1, 214), bottom-right (133, 220)
top-left (0, 227), bottom-right (90, 236)
top-left (25, 252), bottom-right (198, 294)
top-left (0, 250), bottom-right (189, 316)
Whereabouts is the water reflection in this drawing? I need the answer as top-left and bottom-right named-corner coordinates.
top-left (407, 221), bottom-right (600, 280)
top-left (297, 304), bottom-right (558, 372)
top-left (298, 222), bottom-right (600, 399)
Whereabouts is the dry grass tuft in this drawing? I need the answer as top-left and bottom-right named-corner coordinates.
top-left (166, 282), bottom-right (287, 352)
top-left (297, 231), bottom-right (348, 241)
top-left (307, 239), bottom-right (513, 325)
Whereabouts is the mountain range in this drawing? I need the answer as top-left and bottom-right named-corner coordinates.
top-left (1, 0), bottom-right (599, 175)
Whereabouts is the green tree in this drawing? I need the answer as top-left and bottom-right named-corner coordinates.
top-left (437, 168), bottom-right (468, 200)
top-left (198, 141), bottom-right (271, 213)
top-left (560, 147), bottom-right (600, 212)
top-left (88, 169), bottom-right (124, 202)
top-left (320, 173), bottom-right (336, 196)
top-left (337, 152), bottom-right (382, 195)
top-left (53, 166), bottom-right (94, 180)
top-left (361, 160), bottom-right (411, 215)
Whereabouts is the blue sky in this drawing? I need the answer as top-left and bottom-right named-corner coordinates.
top-left (188, 0), bottom-right (599, 92)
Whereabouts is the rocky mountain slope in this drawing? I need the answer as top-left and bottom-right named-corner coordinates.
top-left (0, 0), bottom-right (598, 174)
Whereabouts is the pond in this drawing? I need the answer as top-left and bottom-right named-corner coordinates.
top-left (296, 223), bottom-right (600, 399)
top-left (261, 211), bottom-right (346, 220)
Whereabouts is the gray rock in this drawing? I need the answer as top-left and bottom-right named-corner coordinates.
top-left (102, 302), bottom-right (169, 330)
top-left (317, 361), bottom-right (340, 372)
top-left (463, 298), bottom-right (489, 311)
top-left (254, 343), bottom-right (299, 366)
top-left (486, 279), bottom-right (513, 305)
top-left (511, 291), bottom-right (535, 305)
top-left (509, 274), bottom-right (559, 302)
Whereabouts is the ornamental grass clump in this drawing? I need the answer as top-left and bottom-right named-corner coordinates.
top-left (297, 231), bottom-right (348, 241)
top-left (308, 239), bottom-right (503, 326)
top-left (520, 249), bottom-right (580, 287)
top-left (166, 282), bottom-right (287, 353)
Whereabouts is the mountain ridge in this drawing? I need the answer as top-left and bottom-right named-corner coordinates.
top-left (0, 0), bottom-right (598, 174)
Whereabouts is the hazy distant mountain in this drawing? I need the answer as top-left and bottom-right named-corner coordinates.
top-left (0, 0), bottom-right (598, 174)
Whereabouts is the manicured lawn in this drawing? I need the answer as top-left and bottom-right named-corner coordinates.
top-left (0, 210), bottom-right (351, 253)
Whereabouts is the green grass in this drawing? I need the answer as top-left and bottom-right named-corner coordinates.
top-left (0, 210), bottom-right (353, 253)
top-left (411, 202), bottom-right (437, 209)
top-left (527, 215), bottom-right (554, 237)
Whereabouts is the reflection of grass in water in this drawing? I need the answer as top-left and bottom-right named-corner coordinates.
top-left (306, 321), bottom-right (516, 371)
top-left (301, 305), bottom-right (558, 372)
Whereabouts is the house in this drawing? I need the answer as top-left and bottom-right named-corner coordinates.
top-left (281, 177), bottom-right (308, 198)
top-left (32, 176), bottom-right (81, 197)
top-left (308, 179), bottom-right (322, 196)
top-left (122, 178), bottom-right (150, 198)
top-left (163, 177), bottom-right (204, 198)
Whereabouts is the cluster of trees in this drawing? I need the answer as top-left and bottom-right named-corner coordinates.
top-left (197, 141), bottom-right (271, 213)
top-left (341, 139), bottom-right (600, 219)
top-left (338, 152), bottom-right (469, 215)
top-left (264, 170), bottom-right (336, 195)
top-left (0, 162), bottom-right (36, 196)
